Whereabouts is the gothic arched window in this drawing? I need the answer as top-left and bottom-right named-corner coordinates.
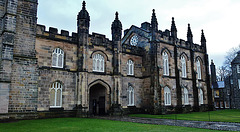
top-left (164, 86), bottom-right (171, 106)
top-left (199, 89), bottom-right (204, 105)
top-left (181, 56), bottom-right (187, 78)
top-left (128, 86), bottom-right (134, 106)
top-left (196, 59), bottom-right (201, 79)
top-left (93, 54), bottom-right (104, 72)
top-left (163, 51), bottom-right (169, 76)
top-left (127, 59), bottom-right (134, 75)
top-left (183, 87), bottom-right (189, 105)
top-left (52, 48), bottom-right (64, 68)
top-left (50, 82), bottom-right (62, 107)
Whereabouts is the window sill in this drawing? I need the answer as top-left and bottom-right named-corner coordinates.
top-left (52, 66), bottom-right (64, 69)
top-left (49, 107), bottom-right (64, 111)
top-left (164, 104), bottom-right (171, 106)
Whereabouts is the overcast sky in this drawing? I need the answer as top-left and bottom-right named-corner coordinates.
top-left (37, 0), bottom-right (240, 68)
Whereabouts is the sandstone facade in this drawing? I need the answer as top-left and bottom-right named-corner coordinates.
top-left (0, 1), bottom-right (213, 119)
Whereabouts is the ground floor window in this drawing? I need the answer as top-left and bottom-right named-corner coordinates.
top-left (199, 89), bottom-right (203, 105)
top-left (128, 86), bottom-right (134, 106)
top-left (164, 87), bottom-right (171, 106)
top-left (50, 82), bottom-right (62, 107)
top-left (183, 88), bottom-right (189, 105)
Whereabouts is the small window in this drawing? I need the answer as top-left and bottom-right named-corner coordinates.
top-left (52, 48), bottom-right (64, 68)
top-left (199, 89), bottom-right (204, 105)
top-left (220, 101), bottom-right (224, 108)
top-left (196, 59), bottom-right (201, 79)
top-left (164, 87), bottom-right (171, 106)
top-left (214, 90), bottom-right (219, 98)
top-left (237, 65), bottom-right (240, 73)
top-left (163, 52), bottom-right (169, 76)
top-left (181, 56), bottom-right (187, 78)
top-left (127, 59), bottom-right (134, 75)
top-left (50, 82), bottom-right (62, 108)
top-left (238, 79), bottom-right (240, 89)
top-left (230, 79), bottom-right (233, 84)
top-left (183, 88), bottom-right (189, 105)
top-left (128, 86), bottom-right (134, 106)
top-left (225, 101), bottom-right (230, 108)
top-left (215, 102), bottom-right (219, 108)
top-left (93, 54), bottom-right (104, 72)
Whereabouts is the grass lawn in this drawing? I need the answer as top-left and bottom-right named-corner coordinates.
top-left (130, 109), bottom-right (240, 123)
top-left (0, 117), bottom-right (223, 132)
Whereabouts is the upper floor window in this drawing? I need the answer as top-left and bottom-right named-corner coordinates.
top-left (199, 89), bottom-right (204, 105)
top-left (237, 65), bottom-right (240, 73)
top-left (183, 87), bottom-right (189, 105)
top-left (238, 79), bottom-right (240, 89)
top-left (181, 56), bottom-right (187, 78)
top-left (93, 54), bottom-right (104, 72)
top-left (127, 59), bottom-right (134, 75)
top-left (163, 51), bottom-right (169, 76)
top-left (50, 82), bottom-right (62, 108)
top-left (128, 86), bottom-right (134, 106)
top-left (214, 90), bottom-right (219, 98)
top-left (52, 48), bottom-right (64, 68)
top-left (196, 59), bottom-right (201, 79)
top-left (164, 86), bottom-right (171, 106)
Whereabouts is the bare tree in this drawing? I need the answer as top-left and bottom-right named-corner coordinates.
top-left (223, 44), bottom-right (240, 76)
top-left (217, 66), bottom-right (228, 81)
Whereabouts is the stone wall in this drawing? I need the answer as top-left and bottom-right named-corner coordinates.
top-left (38, 70), bottom-right (76, 111)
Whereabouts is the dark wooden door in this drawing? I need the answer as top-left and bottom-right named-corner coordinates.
top-left (98, 96), bottom-right (105, 115)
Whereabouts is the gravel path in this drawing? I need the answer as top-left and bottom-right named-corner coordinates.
top-left (94, 116), bottom-right (240, 131)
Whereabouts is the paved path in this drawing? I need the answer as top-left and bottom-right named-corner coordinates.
top-left (94, 116), bottom-right (240, 131)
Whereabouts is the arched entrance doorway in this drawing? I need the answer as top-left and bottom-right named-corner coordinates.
top-left (89, 83), bottom-right (107, 115)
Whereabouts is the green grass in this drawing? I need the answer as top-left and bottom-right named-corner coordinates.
top-left (130, 109), bottom-right (240, 123)
top-left (0, 117), bottom-right (223, 132)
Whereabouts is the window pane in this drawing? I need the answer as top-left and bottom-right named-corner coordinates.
top-left (58, 54), bottom-right (63, 67)
top-left (50, 89), bottom-right (55, 106)
top-left (56, 89), bottom-right (61, 106)
top-left (52, 53), bottom-right (57, 67)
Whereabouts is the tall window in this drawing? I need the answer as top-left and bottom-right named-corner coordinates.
top-left (93, 54), bottom-right (104, 72)
top-left (50, 82), bottom-right (62, 107)
top-left (127, 59), bottom-right (134, 75)
top-left (183, 87), bottom-right (189, 105)
top-left (164, 86), bottom-right (171, 106)
top-left (128, 86), bottom-right (134, 106)
top-left (163, 51), bottom-right (169, 76)
top-left (199, 89), bottom-right (203, 105)
top-left (181, 56), bottom-right (187, 78)
top-left (52, 48), bottom-right (64, 68)
top-left (196, 59), bottom-right (201, 79)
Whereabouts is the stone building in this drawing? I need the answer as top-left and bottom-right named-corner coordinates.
top-left (228, 52), bottom-right (240, 109)
top-left (0, 1), bottom-right (213, 119)
top-left (210, 60), bottom-right (230, 109)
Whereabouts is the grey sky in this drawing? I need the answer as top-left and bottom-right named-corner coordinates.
top-left (37, 0), bottom-right (240, 68)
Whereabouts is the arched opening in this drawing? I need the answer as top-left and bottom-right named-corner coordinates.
top-left (89, 83), bottom-right (107, 115)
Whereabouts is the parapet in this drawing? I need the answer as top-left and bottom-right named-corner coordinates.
top-left (156, 29), bottom-right (206, 53)
top-left (36, 24), bottom-right (78, 44)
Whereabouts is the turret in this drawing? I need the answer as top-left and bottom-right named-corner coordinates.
top-left (187, 24), bottom-right (193, 43)
top-left (201, 29), bottom-right (206, 47)
top-left (111, 12), bottom-right (122, 42)
top-left (77, 1), bottom-right (90, 37)
top-left (77, 1), bottom-right (90, 71)
top-left (151, 9), bottom-right (158, 32)
top-left (171, 17), bottom-right (177, 39)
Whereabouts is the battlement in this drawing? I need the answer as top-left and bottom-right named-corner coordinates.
top-left (157, 30), bottom-right (206, 53)
top-left (36, 24), bottom-right (78, 43)
top-left (89, 32), bottom-right (112, 49)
